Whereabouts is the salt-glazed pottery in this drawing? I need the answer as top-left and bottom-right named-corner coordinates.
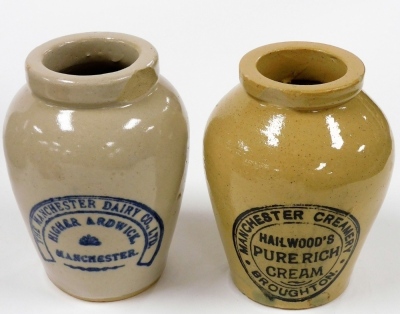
top-left (204, 42), bottom-right (394, 309)
top-left (3, 32), bottom-right (188, 301)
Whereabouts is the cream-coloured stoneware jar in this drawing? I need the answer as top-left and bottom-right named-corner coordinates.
top-left (204, 42), bottom-right (394, 309)
top-left (3, 32), bottom-right (188, 301)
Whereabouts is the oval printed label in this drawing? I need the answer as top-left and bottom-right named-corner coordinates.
top-left (233, 204), bottom-right (360, 302)
top-left (30, 196), bottom-right (163, 272)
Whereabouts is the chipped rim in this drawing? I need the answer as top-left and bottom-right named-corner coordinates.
top-left (26, 32), bottom-right (159, 105)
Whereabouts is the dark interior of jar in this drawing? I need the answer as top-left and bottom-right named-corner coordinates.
top-left (42, 39), bottom-right (139, 76)
top-left (59, 60), bottom-right (128, 75)
top-left (256, 49), bottom-right (348, 85)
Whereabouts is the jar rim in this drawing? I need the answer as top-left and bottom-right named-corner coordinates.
top-left (239, 42), bottom-right (365, 109)
top-left (26, 32), bottom-right (159, 105)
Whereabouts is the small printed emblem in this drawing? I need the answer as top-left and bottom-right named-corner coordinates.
top-left (79, 235), bottom-right (102, 246)
top-left (30, 196), bottom-right (164, 272)
top-left (233, 204), bottom-right (360, 302)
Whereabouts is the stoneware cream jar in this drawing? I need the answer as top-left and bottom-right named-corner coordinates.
top-left (204, 42), bottom-right (394, 309)
top-left (3, 32), bottom-right (188, 301)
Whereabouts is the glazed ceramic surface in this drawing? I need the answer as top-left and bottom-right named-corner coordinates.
top-left (204, 42), bottom-right (394, 309)
top-left (3, 32), bottom-right (188, 301)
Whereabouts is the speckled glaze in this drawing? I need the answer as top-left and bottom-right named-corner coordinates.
top-left (204, 42), bottom-right (394, 309)
top-left (3, 32), bottom-right (188, 301)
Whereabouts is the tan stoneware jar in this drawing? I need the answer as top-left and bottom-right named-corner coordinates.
top-left (3, 32), bottom-right (188, 301)
top-left (204, 42), bottom-right (394, 309)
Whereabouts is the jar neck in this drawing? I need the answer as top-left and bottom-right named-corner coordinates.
top-left (26, 32), bottom-right (159, 106)
top-left (239, 42), bottom-right (365, 110)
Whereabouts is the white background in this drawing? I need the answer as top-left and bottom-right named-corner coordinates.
top-left (1, 1), bottom-right (399, 313)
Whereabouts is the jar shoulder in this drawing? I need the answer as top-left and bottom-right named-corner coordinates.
top-left (205, 85), bottom-right (392, 150)
top-left (5, 77), bottom-right (187, 140)
top-left (4, 78), bottom-right (188, 169)
top-left (204, 85), bottom-right (394, 186)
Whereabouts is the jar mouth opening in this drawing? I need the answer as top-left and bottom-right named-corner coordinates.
top-left (26, 32), bottom-right (159, 105)
top-left (256, 49), bottom-right (348, 86)
top-left (239, 42), bottom-right (365, 109)
top-left (42, 38), bottom-right (139, 76)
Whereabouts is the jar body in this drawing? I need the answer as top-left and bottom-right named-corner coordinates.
top-left (204, 43), bottom-right (393, 309)
top-left (3, 33), bottom-right (188, 301)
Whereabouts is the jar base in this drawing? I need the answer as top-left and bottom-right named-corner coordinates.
top-left (48, 274), bottom-right (161, 302)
